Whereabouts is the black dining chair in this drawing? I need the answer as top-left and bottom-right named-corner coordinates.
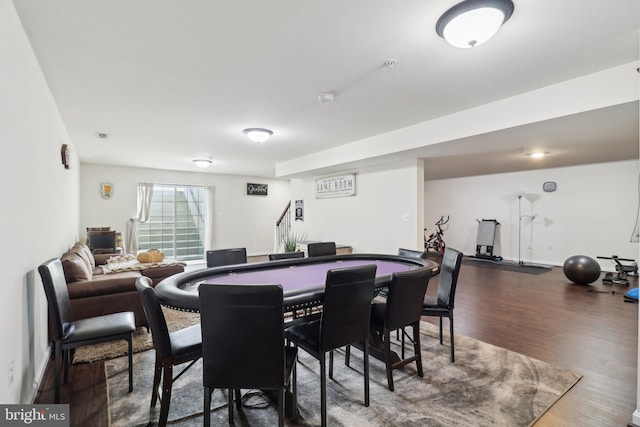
top-left (397, 247), bottom-right (428, 259)
top-left (38, 258), bottom-right (135, 404)
top-left (368, 268), bottom-right (432, 391)
top-left (284, 264), bottom-right (376, 427)
top-left (307, 242), bottom-right (336, 257)
top-left (135, 277), bottom-right (202, 427)
top-left (422, 247), bottom-right (463, 362)
top-left (268, 251), bottom-right (305, 261)
top-left (205, 247), bottom-right (247, 268)
top-left (199, 283), bottom-right (297, 427)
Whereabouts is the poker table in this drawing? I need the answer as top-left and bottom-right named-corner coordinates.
top-left (155, 253), bottom-right (439, 313)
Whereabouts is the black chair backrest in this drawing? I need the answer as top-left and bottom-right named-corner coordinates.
top-left (320, 264), bottom-right (377, 351)
top-left (206, 248), bottom-right (247, 268)
top-left (199, 284), bottom-right (285, 390)
top-left (135, 277), bottom-right (172, 357)
top-left (437, 248), bottom-right (463, 308)
top-left (87, 230), bottom-right (117, 252)
top-left (307, 242), bottom-right (336, 258)
top-left (38, 258), bottom-right (72, 341)
top-left (397, 248), bottom-right (428, 259)
top-left (385, 269), bottom-right (432, 330)
top-left (268, 252), bottom-right (305, 261)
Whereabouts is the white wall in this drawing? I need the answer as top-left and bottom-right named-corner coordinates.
top-left (425, 160), bottom-right (639, 269)
top-left (1, 1), bottom-right (80, 404)
top-left (289, 159), bottom-right (425, 254)
top-left (80, 164), bottom-right (290, 256)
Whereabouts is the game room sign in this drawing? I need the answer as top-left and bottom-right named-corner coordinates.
top-left (315, 174), bottom-right (356, 199)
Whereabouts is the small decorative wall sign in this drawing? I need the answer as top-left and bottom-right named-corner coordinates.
top-left (100, 182), bottom-right (113, 199)
top-left (246, 183), bottom-right (268, 196)
top-left (315, 174), bottom-right (356, 199)
top-left (295, 199), bottom-right (304, 221)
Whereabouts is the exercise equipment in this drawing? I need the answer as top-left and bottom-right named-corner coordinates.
top-left (563, 255), bottom-right (601, 285)
top-left (624, 288), bottom-right (639, 303)
top-left (473, 219), bottom-right (500, 261)
top-left (597, 255), bottom-right (637, 286)
top-left (424, 215), bottom-right (449, 254)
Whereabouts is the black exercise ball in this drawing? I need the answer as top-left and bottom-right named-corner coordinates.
top-left (563, 255), bottom-right (601, 285)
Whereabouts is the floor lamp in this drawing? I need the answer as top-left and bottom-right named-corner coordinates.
top-left (517, 193), bottom-right (524, 265)
top-left (517, 192), bottom-right (536, 265)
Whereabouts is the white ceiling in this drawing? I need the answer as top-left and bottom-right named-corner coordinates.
top-left (13, 0), bottom-right (640, 179)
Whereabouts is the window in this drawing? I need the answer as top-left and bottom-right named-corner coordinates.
top-left (137, 184), bottom-right (207, 261)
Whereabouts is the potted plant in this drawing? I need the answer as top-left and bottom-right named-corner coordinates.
top-left (283, 231), bottom-right (306, 253)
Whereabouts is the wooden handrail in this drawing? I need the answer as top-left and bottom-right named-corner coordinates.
top-left (276, 201), bottom-right (291, 226)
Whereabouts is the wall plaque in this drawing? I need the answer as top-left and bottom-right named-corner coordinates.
top-left (246, 183), bottom-right (268, 196)
top-left (315, 174), bottom-right (356, 199)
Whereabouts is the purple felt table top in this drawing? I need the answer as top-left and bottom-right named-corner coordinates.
top-left (202, 259), bottom-right (413, 293)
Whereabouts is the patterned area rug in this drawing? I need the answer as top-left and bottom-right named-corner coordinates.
top-left (106, 322), bottom-right (581, 426)
top-left (73, 308), bottom-right (199, 364)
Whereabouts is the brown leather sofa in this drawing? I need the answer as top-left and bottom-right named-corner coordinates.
top-left (59, 242), bottom-right (184, 328)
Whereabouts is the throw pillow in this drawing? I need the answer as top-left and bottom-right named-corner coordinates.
top-left (61, 251), bottom-right (92, 282)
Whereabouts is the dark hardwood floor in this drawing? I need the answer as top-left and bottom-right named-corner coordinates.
top-left (34, 259), bottom-right (638, 426)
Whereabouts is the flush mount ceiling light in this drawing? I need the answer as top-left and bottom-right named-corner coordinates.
top-left (436, 0), bottom-right (514, 48)
top-left (243, 128), bottom-right (273, 143)
top-left (318, 93), bottom-right (334, 104)
top-left (526, 151), bottom-right (550, 159)
top-left (192, 157), bottom-right (212, 168)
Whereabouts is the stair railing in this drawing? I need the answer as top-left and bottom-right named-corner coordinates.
top-left (274, 201), bottom-right (291, 253)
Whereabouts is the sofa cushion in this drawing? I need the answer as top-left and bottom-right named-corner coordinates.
top-left (78, 242), bottom-right (96, 269)
top-left (70, 243), bottom-right (93, 271)
top-left (67, 271), bottom-right (142, 299)
top-left (61, 251), bottom-right (92, 282)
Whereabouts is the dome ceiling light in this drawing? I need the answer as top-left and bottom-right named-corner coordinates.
top-left (243, 128), bottom-right (273, 143)
top-left (436, 0), bottom-right (514, 48)
top-left (192, 157), bottom-right (213, 168)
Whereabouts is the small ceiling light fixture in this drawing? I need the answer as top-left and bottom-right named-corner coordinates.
top-left (318, 93), bottom-right (334, 104)
top-left (192, 157), bottom-right (212, 168)
top-left (526, 151), bottom-right (549, 159)
top-left (243, 128), bottom-right (273, 143)
top-left (96, 132), bottom-right (109, 139)
top-left (436, 0), bottom-right (514, 48)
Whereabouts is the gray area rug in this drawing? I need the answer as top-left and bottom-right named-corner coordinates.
top-left (106, 322), bottom-right (581, 426)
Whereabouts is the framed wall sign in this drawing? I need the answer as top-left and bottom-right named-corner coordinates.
top-left (247, 183), bottom-right (268, 196)
top-left (100, 182), bottom-right (113, 199)
top-left (315, 173), bottom-right (356, 199)
top-left (295, 199), bottom-right (304, 221)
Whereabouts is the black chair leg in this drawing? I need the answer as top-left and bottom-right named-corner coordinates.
top-left (127, 335), bottom-right (133, 392)
top-left (363, 339), bottom-right (370, 407)
top-left (235, 389), bottom-right (242, 410)
top-left (159, 365), bottom-right (172, 427)
top-left (290, 359), bottom-right (297, 422)
top-left (151, 359), bottom-right (162, 407)
top-left (439, 317), bottom-right (444, 344)
top-left (413, 323), bottom-right (424, 377)
top-left (328, 350), bottom-right (334, 379)
top-left (345, 345), bottom-right (351, 367)
top-left (278, 388), bottom-right (284, 427)
top-left (449, 314), bottom-right (455, 363)
top-left (384, 330), bottom-right (394, 391)
top-left (320, 353), bottom-right (327, 427)
top-left (204, 387), bottom-right (212, 427)
top-left (228, 388), bottom-right (234, 424)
